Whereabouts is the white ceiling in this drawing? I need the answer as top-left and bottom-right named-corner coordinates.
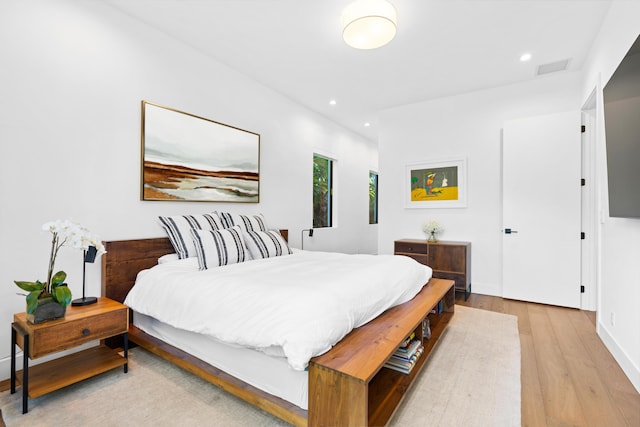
top-left (102, 0), bottom-right (613, 140)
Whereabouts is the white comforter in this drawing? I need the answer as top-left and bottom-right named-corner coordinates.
top-left (124, 250), bottom-right (431, 370)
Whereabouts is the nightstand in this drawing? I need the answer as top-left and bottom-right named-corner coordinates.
top-left (10, 297), bottom-right (129, 414)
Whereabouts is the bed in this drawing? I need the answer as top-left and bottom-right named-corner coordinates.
top-left (101, 231), bottom-right (455, 426)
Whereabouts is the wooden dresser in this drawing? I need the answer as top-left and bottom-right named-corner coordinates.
top-left (395, 239), bottom-right (472, 300)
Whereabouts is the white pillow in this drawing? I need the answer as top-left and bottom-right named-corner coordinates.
top-left (159, 213), bottom-right (223, 259)
top-left (190, 226), bottom-right (250, 270)
top-left (217, 212), bottom-right (267, 232)
top-left (157, 253), bottom-right (179, 264)
top-left (243, 229), bottom-right (292, 259)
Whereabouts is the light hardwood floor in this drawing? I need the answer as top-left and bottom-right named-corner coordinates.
top-left (2, 295), bottom-right (638, 426)
top-left (456, 293), bottom-right (640, 427)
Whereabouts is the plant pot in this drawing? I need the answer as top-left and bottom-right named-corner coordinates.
top-left (27, 296), bottom-right (66, 324)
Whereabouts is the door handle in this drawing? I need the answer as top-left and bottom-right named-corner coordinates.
top-left (504, 228), bottom-right (518, 234)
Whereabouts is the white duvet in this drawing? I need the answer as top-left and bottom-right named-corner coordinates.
top-left (124, 250), bottom-right (431, 370)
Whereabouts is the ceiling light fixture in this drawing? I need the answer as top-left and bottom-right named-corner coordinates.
top-left (520, 53), bottom-right (532, 62)
top-left (342, 0), bottom-right (397, 50)
top-left (329, 99), bottom-right (337, 105)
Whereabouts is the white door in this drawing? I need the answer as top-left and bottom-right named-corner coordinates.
top-left (502, 111), bottom-right (581, 308)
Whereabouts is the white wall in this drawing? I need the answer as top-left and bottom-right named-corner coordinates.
top-left (0, 0), bottom-right (377, 379)
top-left (378, 73), bottom-right (581, 296)
top-left (580, 0), bottom-right (640, 392)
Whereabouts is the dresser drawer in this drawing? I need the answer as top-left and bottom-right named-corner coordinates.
top-left (394, 241), bottom-right (428, 255)
top-left (432, 271), bottom-right (467, 289)
top-left (29, 309), bottom-right (127, 358)
top-left (401, 253), bottom-right (429, 265)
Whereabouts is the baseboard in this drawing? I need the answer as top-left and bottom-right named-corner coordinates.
top-left (0, 353), bottom-right (24, 387)
top-left (597, 322), bottom-right (640, 394)
top-left (470, 281), bottom-right (502, 297)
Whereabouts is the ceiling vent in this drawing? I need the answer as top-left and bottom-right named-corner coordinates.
top-left (536, 59), bottom-right (571, 76)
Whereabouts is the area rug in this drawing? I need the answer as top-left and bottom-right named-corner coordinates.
top-left (0, 306), bottom-right (520, 426)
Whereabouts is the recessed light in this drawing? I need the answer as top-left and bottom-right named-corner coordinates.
top-left (520, 53), bottom-right (532, 62)
top-left (329, 99), bottom-right (337, 106)
top-left (364, 122), bottom-right (371, 127)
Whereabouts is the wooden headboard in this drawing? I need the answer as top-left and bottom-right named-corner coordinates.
top-left (102, 230), bottom-right (289, 304)
top-left (101, 237), bottom-right (173, 303)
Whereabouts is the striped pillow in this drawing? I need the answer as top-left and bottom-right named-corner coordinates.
top-left (243, 229), bottom-right (292, 259)
top-left (190, 226), bottom-right (249, 270)
top-left (217, 212), bottom-right (267, 232)
top-left (159, 213), bottom-right (223, 259)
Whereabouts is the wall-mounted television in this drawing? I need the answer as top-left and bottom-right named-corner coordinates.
top-left (603, 35), bottom-right (640, 219)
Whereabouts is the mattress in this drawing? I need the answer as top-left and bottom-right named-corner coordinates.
top-left (133, 311), bottom-right (309, 410)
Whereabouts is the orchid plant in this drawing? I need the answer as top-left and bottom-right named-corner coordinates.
top-left (14, 220), bottom-right (105, 314)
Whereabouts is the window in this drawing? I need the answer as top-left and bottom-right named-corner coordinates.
top-left (369, 171), bottom-right (378, 224)
top-left (313, 154), bottom-right (333, 228)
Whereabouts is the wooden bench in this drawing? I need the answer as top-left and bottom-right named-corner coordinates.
top-left (308, 278), bottom-right (455, 426)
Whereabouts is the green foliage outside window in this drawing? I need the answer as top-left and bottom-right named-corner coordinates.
top-left (313, 155), bottom-right (332, 228)
top-left (369, 172), bottom-right (378, 224)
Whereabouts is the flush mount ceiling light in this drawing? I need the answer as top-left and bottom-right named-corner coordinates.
top-left (342, 0), bottom-right (397, 50)
top-left (520, 53), bottom-right (532, 62)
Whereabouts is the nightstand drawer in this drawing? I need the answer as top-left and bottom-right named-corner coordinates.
top-left (394, 241), bottom-right (428, 255)
top-left (29, 309), bottom-right (127, 358)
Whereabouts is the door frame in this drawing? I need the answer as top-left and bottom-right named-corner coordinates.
top-left (581, 90), bottom-right (598, 311)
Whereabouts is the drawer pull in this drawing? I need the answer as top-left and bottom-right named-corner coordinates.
top-left (82, 328), bottom-right (90, 336)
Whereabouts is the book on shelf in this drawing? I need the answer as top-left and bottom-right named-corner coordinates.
top-left (384, 339), bottom-right (425, 374)
top-left (395, 339), bottom-right (422, 359)
top-left (385, 363), bottom-right (415, 374)
top-left (384, 353), bottom-right (423, 374)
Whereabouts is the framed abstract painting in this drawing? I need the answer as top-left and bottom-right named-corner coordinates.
top-left (405, 157), bottom-right (467, 208)
top-left (141, 101), bottom-right (260, 202)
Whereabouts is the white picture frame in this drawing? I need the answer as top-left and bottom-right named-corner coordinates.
top-left (405, 157), bottom-right (467, 208)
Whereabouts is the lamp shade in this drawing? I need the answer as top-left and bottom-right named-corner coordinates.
top-left (342, 0), bottom-right (397, 50)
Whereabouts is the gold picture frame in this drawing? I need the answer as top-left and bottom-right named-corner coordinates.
top-left (141, 101), bottom-right (260, 202)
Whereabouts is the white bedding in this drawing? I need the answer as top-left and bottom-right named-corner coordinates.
top-left (124, 250), bottom-right (431, 371)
